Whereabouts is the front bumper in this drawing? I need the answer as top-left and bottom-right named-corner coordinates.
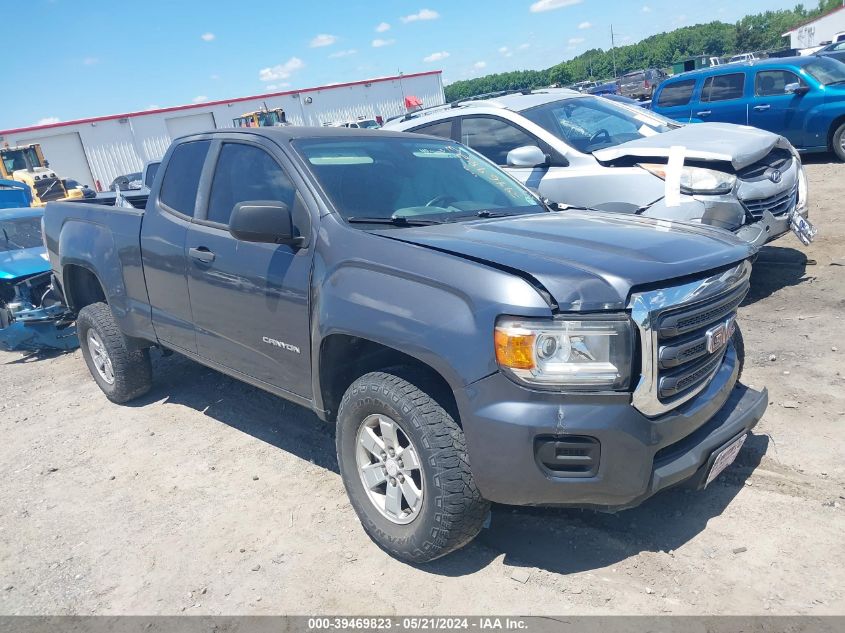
top-left (457, 342), bottom-right (767, 509)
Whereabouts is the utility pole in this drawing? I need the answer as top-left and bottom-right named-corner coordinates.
top-left (610, 25), bottom-right (618, 80)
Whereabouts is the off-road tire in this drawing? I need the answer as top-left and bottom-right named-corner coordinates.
top-left (832, 122), bottom-right (845, 162)
top-left (77, 302), bottom-right (152, 403)
top-left (336, 371), bottom-right (490, 563)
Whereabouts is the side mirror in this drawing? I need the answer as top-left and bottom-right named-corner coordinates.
top-left (228, 200), bottom-right (303, 246)
top-left (506, 145), bottom-right (549, 168)
top-left (785, 82), bottom-right (810, 96)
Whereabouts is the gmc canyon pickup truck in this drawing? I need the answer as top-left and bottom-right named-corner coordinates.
top-left (44, 127), bottom-right (768, 562)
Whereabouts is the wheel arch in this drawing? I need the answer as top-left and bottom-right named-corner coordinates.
top-left (317, 333), bottom-right (460, 425)
top-left (827, 114), bottom-right (845, 151)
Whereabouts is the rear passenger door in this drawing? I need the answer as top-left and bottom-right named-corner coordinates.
top-left (185, 137), bottom-right (315, 398)
top-left (696, 72), bottom-right (748, 125)
top-left (141, 139), bottom-right (211, 353)
top-left (654, 79), bottom-right (697, 122)
top-left (749, 69), bottom-right (818, 148)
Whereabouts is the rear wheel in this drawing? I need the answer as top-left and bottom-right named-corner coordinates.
top-left (77, 302), bottom-right (152, 403)
top-left (832, 122), bottom-right (845, 162)
top-left (336, 371), bottom-right (489, 563)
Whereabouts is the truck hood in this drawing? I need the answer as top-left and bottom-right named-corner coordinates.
top-left (376, 212), bottom-right (753, 311)
top-left (594, 123), bottom-right (789, 170)
top-left (0, 246), bottom-right (50, 281)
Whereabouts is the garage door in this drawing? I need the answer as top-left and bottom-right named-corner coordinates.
top-left (19, 131), bottom-right (94, 188)
top-left (165, 112), bottom-right (217, 140)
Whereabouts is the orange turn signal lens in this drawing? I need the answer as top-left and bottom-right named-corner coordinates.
top-left (494, 328), bottom-right (536, 370)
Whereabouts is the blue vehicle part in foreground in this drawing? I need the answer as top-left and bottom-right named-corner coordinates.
top-left (0, 207), bottom-right (79, 352)
top-left (0, 180), bottom-right (33, 210)
top-left (0, 303), bottom-right (78, 352)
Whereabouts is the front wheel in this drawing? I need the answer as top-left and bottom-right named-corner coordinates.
top-left (77, 302), bottom-right (152, 403)
top-left (832, 122), bottom-right (845, 162)
top-left (336, 371), bottom-right (489, 563)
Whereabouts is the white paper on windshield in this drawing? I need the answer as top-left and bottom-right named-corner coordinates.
top-left (664, 145), bottom-right (685, 208)
top-left (638, 125), bottom-right (658, 137)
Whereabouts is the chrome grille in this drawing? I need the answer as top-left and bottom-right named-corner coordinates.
top-left (629, 261), bottom-right (752, 417)
top-left (742, 184), bottom-right (798, 220)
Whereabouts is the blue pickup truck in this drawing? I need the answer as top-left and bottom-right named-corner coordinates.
top-left (652, 56), bottom-right (845, 161)
top-left (43, 127), bottom-right (767, 562)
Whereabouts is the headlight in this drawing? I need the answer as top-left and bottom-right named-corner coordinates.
top-left (639, 163), bottom-right (736, 195)
top-left (494, 316), bottom-right (633, 391)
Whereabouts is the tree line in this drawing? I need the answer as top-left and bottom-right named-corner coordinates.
top-left (444, 0), bottom-right (843, 102)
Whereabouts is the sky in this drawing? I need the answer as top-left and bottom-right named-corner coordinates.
top-left (0, 0), bottom-right (808, 131)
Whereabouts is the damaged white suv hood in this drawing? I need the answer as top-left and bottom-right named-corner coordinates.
top-left (593, 122), bottom-right (791, 170)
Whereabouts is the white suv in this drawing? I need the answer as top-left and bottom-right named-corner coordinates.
top-left (383, 89), bottom-right (810, 247)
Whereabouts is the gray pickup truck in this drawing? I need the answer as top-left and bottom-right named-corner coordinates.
top-left (44, 127), bottom-right (768, 562)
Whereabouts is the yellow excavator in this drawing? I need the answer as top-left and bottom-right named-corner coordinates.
top-left (232, 107), bottom-right (287, 128)
top-left (0, 143), bottom-right (82, 206)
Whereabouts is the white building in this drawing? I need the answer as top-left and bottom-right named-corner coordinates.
top-left (783, 4), bottom-right (845, 50)
top-left (0, 71), bottom-right (444, 190)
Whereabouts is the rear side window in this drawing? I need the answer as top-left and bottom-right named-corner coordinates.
top-left (755, 70), bottom-right (803, 96)
top-left (657, 80), bottom-right (696, 107)
top-left (159, 141), bottom-right (211, 216)
top-left (410, 119), bottom-right (454, 139)
top-left (701, 73), bottom-right (745, 102)
top-left (460, 116), bottom-right (537, 165)
top-left (206, 143), bottom-right (296, 225)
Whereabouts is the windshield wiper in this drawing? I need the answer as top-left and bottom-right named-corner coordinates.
top-left (346, 216), bottom-right (443, 226)
top-left (826, 79), bottom-right (845, 86)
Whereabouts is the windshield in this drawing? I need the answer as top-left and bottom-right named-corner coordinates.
top-left (522, 96), bottom-right (675, 154)
top-left (804, 57), bottom-right (845, 85)
top-left (1, 147), bottom-right (41, 175)
top-left (0, 216), bottom-right (43, 253)
top-left (294, 137), bottom-right (544, 224)
top-left (357, 120), bottom-right (381, 129)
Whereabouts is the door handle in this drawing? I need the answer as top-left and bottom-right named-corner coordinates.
top-left (696, 110), bottom-right (712, 117)
top-left (189, 247), bottom-right (215, 263)
top-left (753, 104), bottom-right (771, 111)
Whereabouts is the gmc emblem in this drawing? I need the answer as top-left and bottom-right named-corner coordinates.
top-left (705, 316), bottom-right (737, 354)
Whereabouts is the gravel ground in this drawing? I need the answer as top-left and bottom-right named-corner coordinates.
top-left (0, 159), bottom-right (843, 616)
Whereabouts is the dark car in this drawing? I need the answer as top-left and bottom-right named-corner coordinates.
top-left (44, 127), bottom-right (767, 563)
top-left (617, 68), bottom-right (667, 101)
top-left (815, 40), bottom-right (845, 64)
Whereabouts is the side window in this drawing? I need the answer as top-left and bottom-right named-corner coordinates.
top-left (657, 80), bottom-right (696, 107)
top-left (206, 143), bottom-right (296, 225)
top-left (459, 117), bottom-right (537, 165)
top-left (755, 70), bottom-right (803, 96)
top-left (159, 140), bottom-right (211, 215)
top-left (701, 73), bottom-right (746, 102)
top-left (410, 119), bottom-right (454, 139)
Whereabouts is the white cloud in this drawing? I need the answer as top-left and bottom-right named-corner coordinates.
top-left (83, 57), bottom-right (99, 66)
top-left (578, 21), bottom-right (592, 29)
top-left (310, 33), bottom-right (337, 48)
top-left (201, 32), bottom-right (215, 41)
top-left (258, 57), bottom-right (305, 81)
top-left (498, 46), bottom-right (513, 57)
top-left (423, 51), bottom-right (450, 63)
top-left (210, 74), bottom-right (220, 80)
top-left (474, 61), bottom-right (487, 69)
top-left (372, 38), bottom-right (395, 47)
top-left (375, 22), bottom-right (391, 32)
top-left (568, 37), bottom-right (585, 45)
top-left (518, 43), bottom-right (531, 50)
top-left (400, 8), bottom-right (439, 23)
top-left (329, 49), bottom-right (357, 58)
top-left (36, 116), bottom-right (60, 125)
top-left (529, 0), bottom-right (582, 13)
top-left (642, 5), bottom-right (652, 12)
top-left (145, 105), bottom-right (160, 111)
top-left (192, 96), bottom-right (208, 103)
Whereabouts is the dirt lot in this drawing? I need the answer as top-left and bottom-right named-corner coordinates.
top-left (1, 159), bottom-right (843, 616)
